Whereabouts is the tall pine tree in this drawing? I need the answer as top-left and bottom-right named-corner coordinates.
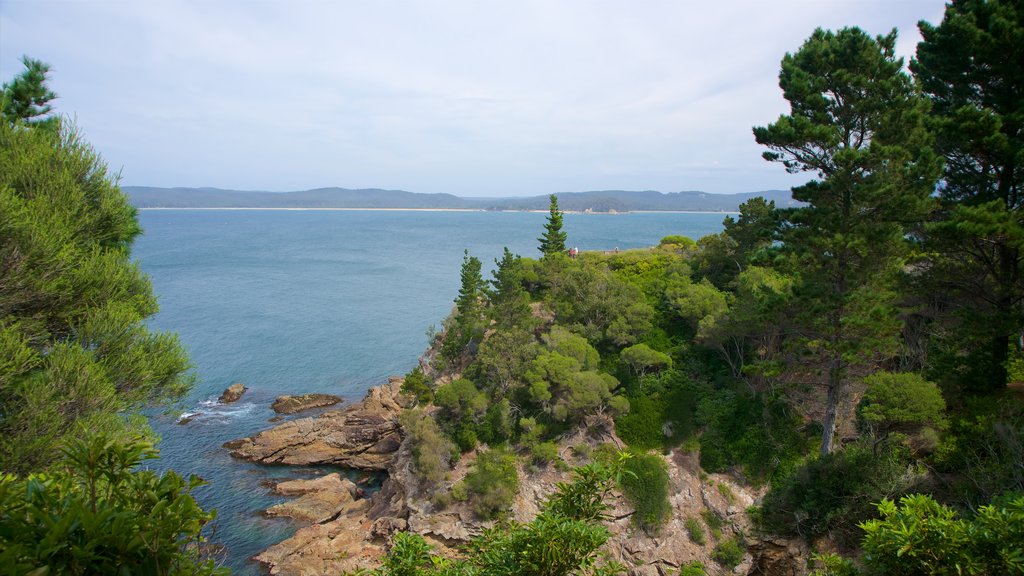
top-left (912, 0), bottom-right (1024, 392)
top-left (754, 27), bottom-right (941, 454)
top-left (538, 194), bottom-right (567, 256)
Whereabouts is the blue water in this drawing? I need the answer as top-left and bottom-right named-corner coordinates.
top-left (134, 209), bottom-right (726, 573)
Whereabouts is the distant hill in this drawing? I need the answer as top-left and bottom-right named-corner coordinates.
top-left (123, 186), bottom-right (797, 212)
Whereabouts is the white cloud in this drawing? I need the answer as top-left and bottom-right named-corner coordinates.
top-left (0, 0), bottom-right (947, 196)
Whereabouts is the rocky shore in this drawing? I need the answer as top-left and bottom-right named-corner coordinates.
top-left (225, 376), bottom-right (808, 575)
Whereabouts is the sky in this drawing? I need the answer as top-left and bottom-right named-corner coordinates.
top-left (0, 0), bottom-right (948, 197)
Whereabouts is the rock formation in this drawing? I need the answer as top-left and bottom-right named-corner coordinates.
top-left (224, 379), bottom-right (408, 470)
top-left (219, 383), bottom-right (247, 403)
top-left (271, 393), bottom-right (343, 414)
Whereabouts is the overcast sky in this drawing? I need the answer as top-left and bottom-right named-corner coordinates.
top-left (1, 0), bottom-right (947, 197)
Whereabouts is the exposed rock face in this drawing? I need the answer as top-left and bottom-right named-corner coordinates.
top-left (219, 383), bottom-right (247, 403)
top-left (224, 379), bottom-right (407, 470)
top-left (271, 393), bottom-right (343, 414)
top-left (264, 474), bottom-right (367, 523)
top-left (246, 385), bottom-right (799, 576)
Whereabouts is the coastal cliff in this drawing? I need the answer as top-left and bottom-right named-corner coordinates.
top-left (229, 378), bottom-right (808, 576)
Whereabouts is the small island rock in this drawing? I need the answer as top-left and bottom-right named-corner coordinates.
top-left (271, 393), bottom-right (342, 414)
top-left (219, 383), bottom-right (247, 403)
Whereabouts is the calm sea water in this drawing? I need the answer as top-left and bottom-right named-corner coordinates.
top-left (135, 209), bottom-right (726, 573)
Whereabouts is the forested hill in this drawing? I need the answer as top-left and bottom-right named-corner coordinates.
top-left (123, 186), bottom-right (796, 212)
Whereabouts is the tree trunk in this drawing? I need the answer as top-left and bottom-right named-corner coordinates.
top-left (820, 354), bottom-right (843, 456)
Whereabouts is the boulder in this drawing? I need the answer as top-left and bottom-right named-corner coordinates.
top-left (271, 393), bottom-right (343, 414)
top-left (219, 383), bottom-right (247, 403)
top-left (225, 380), bottom-right (405, 470)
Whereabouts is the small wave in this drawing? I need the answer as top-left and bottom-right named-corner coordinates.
top-left (179, 401), bottom-right (260, 425)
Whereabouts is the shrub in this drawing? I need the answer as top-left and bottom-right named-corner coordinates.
top-left (684, 516), bottom-right (706, 545)
top-left (620, 452), bottom-right (672, 531)
top-left (858, 493), bottom-right (1024, 576)
top-left (701, 509), bottom-right (725, 540)
top-left (400, 366), bottom-right (433, 404)
top-left (464, 447), bottom-right (519, 519)
top-left (0, 432), bottom-right (225, 575)
top-left (757, 443), bottom-right (911, 546)
top-left (712, 536), bottom-right (745, 570)
top-left (531, 441), bottom-right (561, 466)
top-left (399, 409), bottom-right (455, 494)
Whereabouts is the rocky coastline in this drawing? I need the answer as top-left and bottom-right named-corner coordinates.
top-left (224, 376), bottom-right (808, 576)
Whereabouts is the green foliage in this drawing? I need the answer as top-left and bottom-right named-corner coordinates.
top-left (758, 443), bottom-right (912, 545)
top-left (543, 326), bottom-right (601, 371)
top-left (620, 344), bottom-right (672, 378)
top-left (697, 387), bottom-right (810, 482)
top-left (525, 348), bottom-right (623, 424)
top-left (0, 431), bottom-right (225, 575)
top-left (544, 261), bottom-right (654, 347)
top-left (754, 26), bottom-right (940, 454)
top-left (469, 328), bottom-right (538, 398)
top-left (0, 101), bottom-right (192, 474)
top-left (463, 447), bottom-right (519, 519)
top-left (531, 441), bottom-right (561, 467)
top-left (933, 395), bottom-right (1024, 509)
top-left (912, 0), bottom-right (1024, 393)
top-left (678, 560), bottom-right (706, 576)
top-left (858, 372), bottom-right (946, 448)
top-left (684, 517), bottom-right (706, 545)
top-left (399, 409), bottom-right (456, 495)
top-left (859, 493), bottom-right (1024, 576)
top-left (1, 56), bottom-right (57, 128)
top-left (620, 452), bottom-right (671, 531)
top-left (374, 461), bottom-right (622, 576)
top-left (614, 368), bottom-right (700, 452)
top-left (401, 366), bottom-right (433, 404)
top-left (538, 195), bottom-right (568, 257)
top-left (711, 536), bottom-right (745, 569)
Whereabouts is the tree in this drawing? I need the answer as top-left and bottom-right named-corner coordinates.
top-left (753, 27), bottom-right (941, 454)
top-left (858, 371), bottom-right (946, 450)
top-left (0, 431), bottom-right (226, 575)
top-left (1, 56), bottom-right (57, 128)
top-left (0, 70), bottom-right (193, 474)
top-left (443, 250), bottom-right (487, 361)
top-left (538, 194), bottom-right (568, 256)
top-left (620, 343), bottom-right (672, 378)
top-left (912, 0), bottom-right (1024, 393)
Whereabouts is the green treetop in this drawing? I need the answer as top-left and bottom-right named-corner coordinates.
top-left (0, 61), bottom-right (193, 474)
top-left (538, 194), bottom-right (567, 256)
top-left (1, 56), bottom-right (58, 129)
top-left (753, 27), bottom-right (941, 455)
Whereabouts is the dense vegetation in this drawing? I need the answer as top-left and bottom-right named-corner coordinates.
top-left (0, 58), bottom-right (218, 573)
top-left (4, 0), bottom-right (1024, 573)
top-left (394, 2), bottom-right (1024, 573)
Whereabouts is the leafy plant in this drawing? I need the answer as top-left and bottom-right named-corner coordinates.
top-left (0, 431), bottom-right (225, 575)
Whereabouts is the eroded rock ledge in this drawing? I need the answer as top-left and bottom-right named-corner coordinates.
top-left (223, 379), bottom-right (408, 470)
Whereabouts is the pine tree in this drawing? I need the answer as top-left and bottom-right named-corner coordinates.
top-left (538, 194), bottom-right (567, 256)
top-left (754, 27), bottom-right (941, 454)
top-left (911, 0), bottom-right (1024, 392)
top-left (1, 56), bottom-right (58, 129)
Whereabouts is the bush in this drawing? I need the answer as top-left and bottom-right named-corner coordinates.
top-left (620, 452), bottom-right (672, 531)
top-left (464, 447), bottom-right (519, 519)
top-left (0, 432), bottom-right (225, 575)
top-left (399, 409), bottom-right (455, 494)
top-left (711, 536), bottom-right (745, 570)
top-left (858, 493), bottom-right (1024, 576)
top-left (531, 441), bottom-right (561, 466)
top-left (758, 443), bottom-right (912, 546)
top-left (400, 366), bottom-right (433, 404)
top-left (684, 516), bottom-right (706, 545)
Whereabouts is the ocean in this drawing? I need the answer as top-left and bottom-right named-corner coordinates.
top-left (135, 208), bottom-right (727, 573)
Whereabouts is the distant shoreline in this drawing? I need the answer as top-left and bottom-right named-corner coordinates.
top-left (137, 207), bottom-right (738, 214)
